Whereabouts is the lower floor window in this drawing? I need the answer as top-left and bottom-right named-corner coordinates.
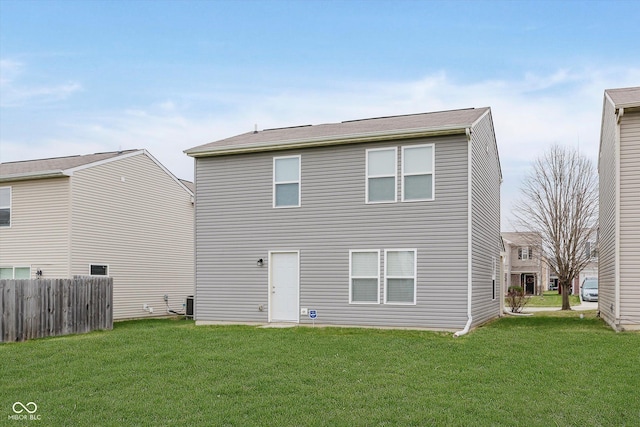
top-left (0, 266), bottom-right (31, 279)
top-left (349, 249), bottom-right (417, 305)
top-left (350, 250), bottom-right (380, 303)
top-left (90, 264), bottom-right (108, 276)
top-left (385, 250), bottom-right (416, 304)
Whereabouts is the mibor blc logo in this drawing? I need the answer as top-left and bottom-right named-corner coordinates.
top-left (8, 402), bottom-right (41, 421)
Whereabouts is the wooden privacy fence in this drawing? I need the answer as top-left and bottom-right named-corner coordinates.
top-left (0, 277), bottom-right (113, 342)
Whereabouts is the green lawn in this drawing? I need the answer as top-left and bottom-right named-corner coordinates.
top-left (1, 314), bottom-right (639, 426)
top-left (509, 291), bottom-right (582, 307)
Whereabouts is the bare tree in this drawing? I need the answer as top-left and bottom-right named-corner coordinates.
top-left (512, 145), bottom-right (598, 310)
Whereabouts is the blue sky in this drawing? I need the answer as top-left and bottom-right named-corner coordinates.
top-left (1, 0), bottom-right (639, 228)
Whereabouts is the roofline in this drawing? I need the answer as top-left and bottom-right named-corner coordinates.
top-left (64, 149), bottom-right (145, 175)
top-left (0, 150), bottom-right (145, 183)
top-left (0, 150), bottom-right (194, 197)
top-left (185, 125), bottom-right (469, 158)
top-left (0, 170), bottom-right (70, 183)
top-left (604, 90), bottom-right (640, 109)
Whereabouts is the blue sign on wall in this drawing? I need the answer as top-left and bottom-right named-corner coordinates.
top-left (309, 310), bottom-right (317, 319)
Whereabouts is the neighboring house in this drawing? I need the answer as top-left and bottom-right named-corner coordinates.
top-left (598, 86), bottom-right (640, 331)
top-left (0, 149), bottom-right (194, 320)
top-left (502, 232), bottom-right (549, 295)
top-left (578, 237), bottom-right (598, 289)
top-left (185, 107), bottom-right (502, 332)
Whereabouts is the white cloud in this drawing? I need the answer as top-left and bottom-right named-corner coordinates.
top-left (1, 65), bottom-right (638, 226)
top-left (0, 58), bottom-right (82, 107)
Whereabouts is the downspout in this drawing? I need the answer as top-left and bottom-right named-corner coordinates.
top-left (454, 128), bottom-right (474, 337)
top-left (614, 108), bottom-right (623, 328)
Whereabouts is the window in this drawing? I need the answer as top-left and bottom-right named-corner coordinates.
top-left (366, 148), bottom-right (397, 203)
top-left (586, 241), bottom-right (598, 258)
top-left (273, 156), bottom-right (301, 208)
top-left (384, 249), bottom-right (416, 304)
top-left (0, 187), bottom-right (10, 227)
top-left (492, 256), bottom-right (497, 300)
top-left (0, 266), bottom-right (31, 279)
top-left (518, 247), bottom-right (531, 260)
top-left (349, 250), bottom-right (380, 304)
top-left (402, 145), bottom-right (434, 201)
top-left (90, 265), bottom-right (108, 276)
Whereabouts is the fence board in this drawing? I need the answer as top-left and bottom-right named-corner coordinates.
top-left (0, 278), bottom-right (113, 342)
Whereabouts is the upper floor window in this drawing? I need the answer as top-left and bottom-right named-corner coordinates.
top-left (402, 145), bottom-right (434, 201)
top-left (586, 241), bottom-right (598, 258)
top-left (518, 247), bottom-right (531, 260)
top-left (0, 187), bottom-right (11, 227)
top-left (366, 148), bottom-right (397, 203)
top-left (273, 156), bottom-right (301, 208)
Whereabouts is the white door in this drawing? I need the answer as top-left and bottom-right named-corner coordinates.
top-left (269, 252), bottom-right (299, 322)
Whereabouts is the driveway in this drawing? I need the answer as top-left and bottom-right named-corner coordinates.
top-left (521, 300), bottom-right (598, 313)
top-left (575, 300), bottom-right (598, 311)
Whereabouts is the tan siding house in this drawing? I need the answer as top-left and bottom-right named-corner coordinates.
top-left (598, 86), bottom-right (640, 331)
top-left (502, 232), bottom-right (550, 295)
top-left (0, 150), bottom-right (194, 320)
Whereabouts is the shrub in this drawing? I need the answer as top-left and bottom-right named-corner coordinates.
top-left (506, 285), bottom-right (529, 313)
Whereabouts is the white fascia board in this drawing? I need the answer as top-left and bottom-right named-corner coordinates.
top-left (185, 126), bottom-right (468, 158)
top-left (63, 150), bottom-right (145, 175)
top-left (0, 170), bottom-right (70, 182)
top-left (141, 149), bottom-right (194, 197)
top-left (62, 149), bottom-right (193, 197)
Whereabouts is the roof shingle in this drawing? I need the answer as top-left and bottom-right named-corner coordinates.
top-left (605, 86), bottom-right (640, 108)
top-left (0, 150), bottom-right (140, 178)
top-left (186, 107), bottom-right (490, 157)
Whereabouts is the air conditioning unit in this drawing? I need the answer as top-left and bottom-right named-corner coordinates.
top-left (185, 295), bottom-right (194, 319)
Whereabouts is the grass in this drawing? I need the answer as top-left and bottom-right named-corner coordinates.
top-left (509, 291), bottom-right (582, 307)
top-left (1, 314), bottom-right (639, 426)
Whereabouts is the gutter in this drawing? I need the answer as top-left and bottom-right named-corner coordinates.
top-left (454, 128), bottom-right (474, 337)
top-left (0, 170), bottom-right (70, 183)
top-left (185, 126), bottom-right (467, 158)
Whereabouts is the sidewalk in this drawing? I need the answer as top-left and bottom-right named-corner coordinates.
top-left (520, 301), bottom-right (598, 313)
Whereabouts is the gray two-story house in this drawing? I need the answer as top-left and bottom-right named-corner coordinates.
top-left (185, 107), bottom-right (502, 333)
top-left (599, 86), bottom-right (640, 331)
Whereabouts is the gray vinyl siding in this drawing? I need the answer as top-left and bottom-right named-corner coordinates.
top-left (470, 112), bottom-right (502, 326)
top-left (598, 98), bottom-right (618, 326)
top-left (70, 153), bottom-right (194, 320)
top-left (195, 135), bottom-right (471, 330)
top-left (0, 178), bottom-right (71, 279)
top-left (619, 108), bottom-right (640, 328)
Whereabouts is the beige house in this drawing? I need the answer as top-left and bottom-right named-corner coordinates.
top-left (599, 86), bottom-right (640, 331)
top-left (502, 232), bottom-right (549, 295)
top-left (0, 149), bottom-right (194, 320)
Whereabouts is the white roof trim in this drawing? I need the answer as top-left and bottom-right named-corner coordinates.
top-left (67, 149), bottom-right (194, 196)
top-left (141, 149), bottom-right (194, 196)
top-left (64, 150), bottom-right (145, 175)
top-left (0, 170), bottom-right (71, 182)
top-left (185, 125), bottom-right (468, 158)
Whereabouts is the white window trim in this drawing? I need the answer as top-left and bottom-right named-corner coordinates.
top-left (518, 247), bottom-right (531, 260)
top-left (384, 249), bottom-right (417, 305)
top-left (349, 249), bottom-right (381, 304)
top-left (0, 266), bottom-right (31, 279)
top-left (273, 155), bottom-right (301, 208)
top-left (90, 264), bottom-right (109, 276)
top-left (366, 147), bottom-right (397, 204)
top-left (0, 186), bottom-right (11, 228)
top-left (401, 144), bottom-right (435, 202)
top-left (492, 256), bottom-right (497, 301)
